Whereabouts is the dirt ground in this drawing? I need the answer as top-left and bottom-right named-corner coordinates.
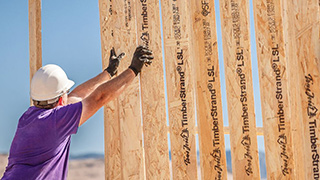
top-left (0, 154), bottom-right (105, 180)
top-left (0, 154), bottom-right (236, 179)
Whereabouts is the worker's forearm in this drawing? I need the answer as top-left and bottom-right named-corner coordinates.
top-left (69, 71), bottom-right (111, 99)
top-left (78, 46), bottom-right (153, 126)
top-left (78, 69), bottom-right (135, 126)
top-left (98, 68), bottom-right (136, 104)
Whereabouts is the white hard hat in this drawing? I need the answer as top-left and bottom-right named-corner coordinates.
top-left (30, 64), bottom-right (75, 101)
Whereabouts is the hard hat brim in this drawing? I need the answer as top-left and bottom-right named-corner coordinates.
top-left (65, 79), bottom-right (75, 93)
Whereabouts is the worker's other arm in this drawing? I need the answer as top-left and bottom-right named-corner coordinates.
top-left (78, 45), bottom-right (153, 126)
top-left (68, 71), bottom-right (111, 103)
top-left (68, 48), bottom-right (125, 103)
top-left (79, 68), bottom-right (135, 126)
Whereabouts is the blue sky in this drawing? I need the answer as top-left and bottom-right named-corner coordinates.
top-left (0, 0), bottom-right (265, 156)
top-left (0, 0), bottom-right (104, 155)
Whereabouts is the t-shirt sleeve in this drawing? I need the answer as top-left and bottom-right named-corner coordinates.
top-left (54, 101), bottom-right (82, 138)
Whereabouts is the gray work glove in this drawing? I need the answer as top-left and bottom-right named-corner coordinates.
top-left (105, 47), bottom-right (125, 77)
top-left (128, 46), bottom-right (154, 76)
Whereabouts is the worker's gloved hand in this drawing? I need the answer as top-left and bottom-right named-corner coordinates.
top-left (129, 46), bottom-right (154, 76)
top-left (105, 47), bottom-right (125, 77)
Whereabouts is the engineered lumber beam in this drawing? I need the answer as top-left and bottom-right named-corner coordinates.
top-left (253, 0), bottom-right (295, 179)
top-left (136, 0), bottom-right (170, 179)
top-left (283, 0), bottom-right (320, 179)
top-left (190, 0), bottom-right (227, 179)
top-left (219, 0), bottom-right (260, 179)
top-left (98, 0), bottom-right (122, 179)
top-left (161, 0), bottom-right (198, 179)
top-left (29, 0), bottom-right (42, 105)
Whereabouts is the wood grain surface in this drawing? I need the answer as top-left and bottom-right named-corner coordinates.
top-left (189, 0), bottom-right (227, 179)
top-left (253, 0), bottom-right (295, 179)
top-left (135, 0), bottom-right (170, 179)
top-left (219, 0), bottom-right (260, 179)
top-left (29, 0), bottom-right (42, 105)
top-left (161, 0), bottom-right (198, 179)
top-left (283, 0), bottom-right (320, 179)
top-left (98, 0), bottom-right (122, 179)
top-left (113, 0), bottom-right (145, 179)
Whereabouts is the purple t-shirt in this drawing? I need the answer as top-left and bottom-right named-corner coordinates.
top-left (1, 102), bottom-right (82, 180)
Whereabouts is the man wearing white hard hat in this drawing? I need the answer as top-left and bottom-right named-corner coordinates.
top-left (1, 46), bottom-right (153, 180)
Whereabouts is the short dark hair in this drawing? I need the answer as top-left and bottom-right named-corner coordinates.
top-left (33, 97), bottom-right (60, 109)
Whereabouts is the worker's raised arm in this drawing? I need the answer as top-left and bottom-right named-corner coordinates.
top-left (68, 48), bottom-right (125, 103)
top-left (78, 46), bottom-right (153, 126)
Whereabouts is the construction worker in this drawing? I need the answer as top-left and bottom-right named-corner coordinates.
top-left (1, 46), bottom-right (153, 180)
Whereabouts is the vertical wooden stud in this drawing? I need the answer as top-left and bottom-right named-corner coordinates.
top-left (283, 0), bottom-right (320, 179)
top-left (136, 0), bottom-right (170, 179)
top-left (29, 0), bottom-right (42, 105)
top-left (190, 0), bottom-right (228, 179)
top-left (161, 0), bottom-right (198, 179)
top-left (113, 0), bottom-right (145, 179)
top-left (98, 0), bottom-right (122, 179)
top-left (253, 0), bottom-right (295, 179)
top-left (219, 0), bottom-right (261, 179)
